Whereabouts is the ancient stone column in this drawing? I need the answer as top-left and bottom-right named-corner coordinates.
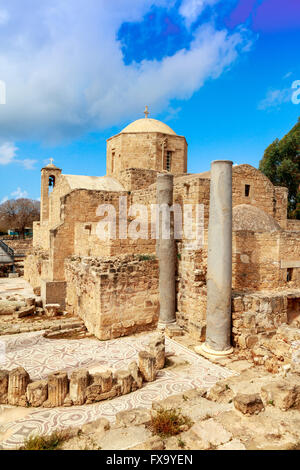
top-left (0, 370), bottom-right (9, 404)
top-left (138, 351), bottom-right (156, 382)
top-left (196, 160), bottom-right (233, 357)
top-left (27, 380), bottom-right (48, 407)
top-left (47, 372), bottom-right (69, 407)
top-left (149, 333), bottom-right (165, 370)
top-left (156, 173), bottom-right (176, 325)
top-left (8, 367), bottom-right (30, 406)
top-left (69, 369), bottom-right (90, 406)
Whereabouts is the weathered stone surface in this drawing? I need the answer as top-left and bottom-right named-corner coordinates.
top-left (0, 370), bottom-right (9, 404)
top-left (97, 425), bottom-right (153, 450)
top-left (47, 371), bottom-right (69, 407)
top-left (8, 367), bottom-right (30, 406)
top-left (85, 384), bottom-right (118, 404)
top-left (233, 393), bottom-right (264, 415)
top-left (45, 304), bottom-right (61, 317)
top-left (116, 408), bottom-right (152, 427)
top-left (69, 369), bottom-right (89, 405)
top-left (149, 333), bottom-right (165, 370)
top-left (27, 380), bottom-right (48, 407)
top-left (115, 370), bottom-right (133, 395)
top-left (207, 382), bottom-right (234, 403)
top-left (138, 350), bottom-right (156, 382)
top-left (16, 306), bottom-right (35, 318)
top-left (217, 439), bottom-right (246, 450)
top-left (0, 302), bottom-right (17, 316)
top-left (129, 436), bottom-right (165, 450)
top-left (25, 297), bottom-right (36, 307)
top-left (128, 361), bottom-right (143, 390)
top-left (92, 370), bottom-right (113, 393)
top-left (261, 379), bottom-right (300, 411)
top-left (190, 418), bottom-right (232, 449)
top-left (82, 417), bottom-right (110, 436)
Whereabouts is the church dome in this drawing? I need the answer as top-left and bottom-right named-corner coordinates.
top-left (121, 118), bottom-right (177, 136)
top-left (233, 204), bottom-right (281, 232)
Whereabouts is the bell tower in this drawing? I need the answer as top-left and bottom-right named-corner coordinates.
top-left (41, 159), bottom-right (62, 222)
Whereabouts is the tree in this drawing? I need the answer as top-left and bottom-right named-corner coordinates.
top-left (259, 118), bottom-right (300, 219)
top-left (0, 198), bottom-right (40, 238)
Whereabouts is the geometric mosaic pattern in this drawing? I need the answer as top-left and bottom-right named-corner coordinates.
top-left (0, 331), bottom-right (233, 449)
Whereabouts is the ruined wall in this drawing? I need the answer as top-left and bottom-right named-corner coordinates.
top-left (24, 249), bottom-right (49, 290)
top-left (65, 255), bottom-right (159, 340)
top-left (287, 220), bottom-right (300, 231)
top-left (232, 291), bottom-right (288, 349)
top-left (176, 243), bottom-right (207, 340)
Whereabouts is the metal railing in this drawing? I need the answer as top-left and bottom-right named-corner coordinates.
top-left (0, 239), bottom-right (15, 264)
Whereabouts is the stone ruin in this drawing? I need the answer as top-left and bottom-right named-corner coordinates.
top-left (0, 334), bottom-right (165, 408)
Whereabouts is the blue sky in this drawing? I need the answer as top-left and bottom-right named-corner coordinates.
top-left (0, 0), bottom-right (299, 202)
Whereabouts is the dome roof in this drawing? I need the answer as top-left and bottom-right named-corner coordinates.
top-left (233, 204), bottom-right (281, 232)
top-left (121, 118), bottom-right (176, 136)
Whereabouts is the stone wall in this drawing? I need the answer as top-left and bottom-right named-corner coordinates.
top-left (118, 168), bottom-right (159, 191)
top-left (287, 220), bottom-right (300, 231)
top-left (65, 254), bottom-right (159, 340)
top-left (107, 132), bottom-right (187, 179)
top-left (232, 165), bottom-right (288, 228)
top-left (24, 249), bottom-right (50, 291)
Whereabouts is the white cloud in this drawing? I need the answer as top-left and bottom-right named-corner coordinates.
top-left (1, 196), bottom-right (8, 204)
top-left (0, 141), bottom-right (36, 168)
top-left (0, 142), bottom-right (18, 165)
top-left (0, 0), bottom-right (250, 142)
top-left (179, 0), bottom-right (220, 26)
top-left (258, 87), bottom-right (292, 110)
top-left (17, 158), bottom-right (37, 170)
top-left (11, 187), bottom-right (29, 199)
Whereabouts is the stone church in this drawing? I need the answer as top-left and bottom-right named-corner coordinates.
top-left (25, 111), bottom-right (300, 349)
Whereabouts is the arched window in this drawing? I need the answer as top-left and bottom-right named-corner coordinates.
top-left (49, 175), bottom-right (55, 194)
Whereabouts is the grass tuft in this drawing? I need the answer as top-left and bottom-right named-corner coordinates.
top-left (149, 407), bottom-right (192, 439)
top-left (19, 430), bottom-right (71, 451)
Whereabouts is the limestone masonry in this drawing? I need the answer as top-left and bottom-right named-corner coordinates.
top-left (24, 113), bottom-right (300, 348)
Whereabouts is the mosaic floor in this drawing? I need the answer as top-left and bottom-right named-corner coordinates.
top-left (0, 330), bottom-right (233, 449)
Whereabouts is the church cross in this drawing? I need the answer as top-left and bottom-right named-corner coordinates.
top-left (144, 106), bottom-right (149, 119)
top-left (49, 158), bottom-right (54, 165)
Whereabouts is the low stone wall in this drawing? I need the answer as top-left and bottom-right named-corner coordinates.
top-left (24, 248), bottom-right (49, 291)
top-left (232, 289), bottom-right (300, 373)
top-left (0, 334), bottom-right (165, 408)
top-left (65, 254), bottom-right (159, 340)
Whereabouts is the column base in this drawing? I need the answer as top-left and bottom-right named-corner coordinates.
top-left (158, 320), bottom-right (176, 329)
top-left (194, 343), bottom-right (234, 360)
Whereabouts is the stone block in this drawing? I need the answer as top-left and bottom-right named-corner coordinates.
top-left (128, 361), bottom-right (143, 390)
top-left (8, 367), bottom-right (30, 406)
top-left (233, 393), bottom-right (264, 415)
top-left (115, 370), bottom-right (133, 395)
top-left (138, 350), bottom-right (156, 382)
top-left (17, 306), bottom-right (35, 318)
top-left (45, 304), bottom-right (61, 317)
top-left (27, 380), bottom-right (48, 407)
top-left (0, 370), bottom-right (9, 404)
top-left (69, 369), bottom-right (90, 405)
top-left (190, 418), bottom-right (232, 449)
top-left (261, 379), bottom-right (300, 411)
top-left (149, 333), bottom-right (165, 370)
top-left (47, 371), bottom-right (69, 407)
